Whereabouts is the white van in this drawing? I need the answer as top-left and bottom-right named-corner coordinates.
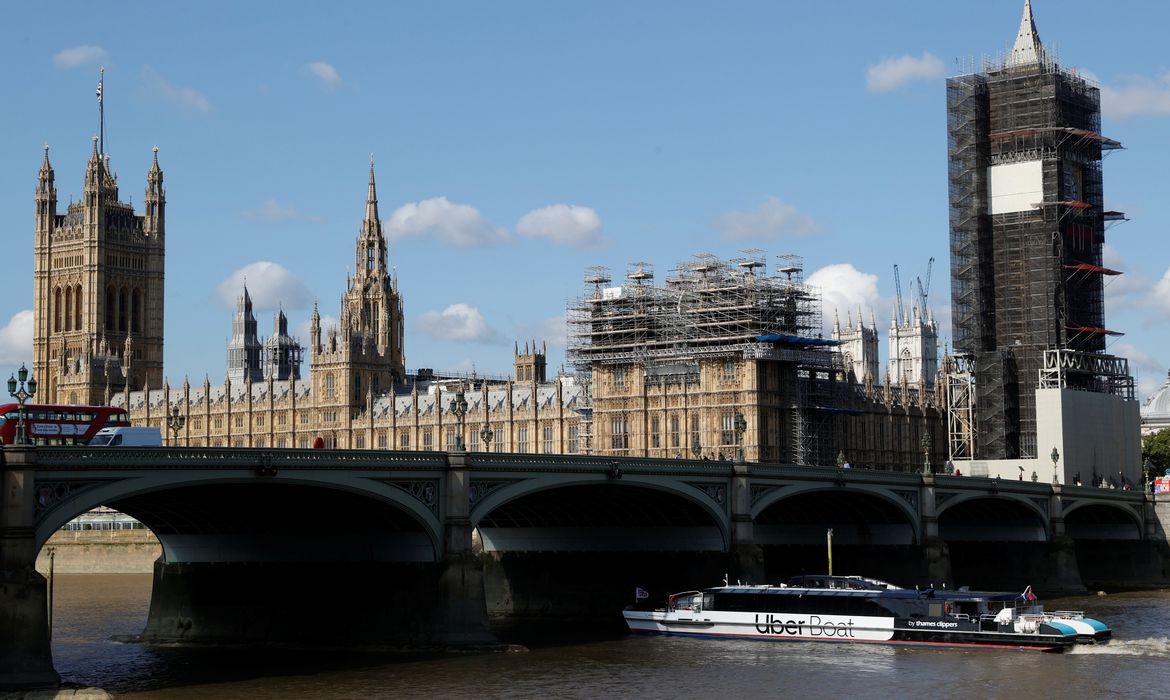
top-left (89, 426), bottom-right (163, 447)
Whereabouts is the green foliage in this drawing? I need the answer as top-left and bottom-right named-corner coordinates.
top-left (1142, 428), bottom-right (1170, 471)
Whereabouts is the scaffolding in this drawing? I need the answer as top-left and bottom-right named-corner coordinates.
top-left (567, 252), bottom-right (842, 465)
top-left (568, 252), bottom-right (823, 370)
top-left (945, 49), bottom-right (1129, 460)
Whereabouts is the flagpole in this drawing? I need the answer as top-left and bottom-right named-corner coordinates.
top-left (98, 66), bottom-right (104, 156)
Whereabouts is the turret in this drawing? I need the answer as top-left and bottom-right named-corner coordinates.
top-left (310, 301), bottom-right (321, 353)
top-left (144, 146), bottom-right (165, 237)
top-left (36, 145), bottom-right (57, 239)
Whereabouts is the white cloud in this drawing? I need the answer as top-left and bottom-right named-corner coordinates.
top-left (305, 62), bottom-right (342, 91)
top-left (1100, 72), bottom-right (1170, 121)
top-left (241, 198), bottom-right (318, 222)
top-left (714, 196), bottom-right (819, 241)
top-left (415, 304), bottom-right (499, 343)
top-left (866, 52), bottom-right (945, 93)
top-left (1102, 244), bottom-right (1152, 312)
top-left (141, 66), bottom-right (212, 113)
top-left (806, 264), bottom-right (883, 335)
top-left (216, 262), bottom-right (313, 311)
top-left (0, 311), bottom-right (33, 366)
top-left (1113, 342), bottom-right (1166, 400)
top-left (1154, 266), bottom-right (1170, 317)
top-left (386, 197), bottom-right (509, 247)
top-left (54, 45), bottom-right (108, 69)
top-left (516, 204), bottom-right (605, 248)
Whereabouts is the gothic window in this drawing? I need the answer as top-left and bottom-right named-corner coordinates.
top-left (54, 288), bottom-right (62, 332)
top-left (366, 244), bottom-right (375, 271)
top-left (325, 373), bottom-right (335, 399)
top-left (691, 414), bottom-right (701, 453)
top-left (670, 415), bottom-right (680, 448)
top-left (493, 428), bottom-right (504, 453)
top-left (722, 359), bottom-right (736, 383)
top-left (446, 428), bottom-right (457, 451)
top-left (901, 349), bottom-right (913, 382)
top-left (234, 415), bottom-right (244, 428)
top-left (721, 413), bottom-right (735, 446)
top-left (105, 286), bottom-right (115, 331)
top-left (74, 284), bottom-right (82, 331)
top-left (651, 416), bottom-right (661, 448)
top-left (355, 374), bottom-right (362, 396)
top-left (613, 365), bottom-right (627, 390)
top-left (132, 289), bottom-right (141, 334)
top-left (568, 425), bottom-right (579, 454)
top-left (118, 287), bottom-right (128, 334)
top-left (65, 286), bottom-right (73, 331)
top-left (518, 427), bottom-right (529, 453)
top-left (422, 429), bottom-right (433, 449)
top-left (355, 435), bottom-right (365, 449)
top-left (542, 425), bottom-right (553, 453)
top-left (400, 432), bottom-right (410, 449)
top-left (610, 416), bottom-right (628, 450)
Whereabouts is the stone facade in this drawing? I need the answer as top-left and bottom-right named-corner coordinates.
top-left (33, 140), bottom-right (165, 405)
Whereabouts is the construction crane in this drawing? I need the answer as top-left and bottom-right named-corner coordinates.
top-left (916, 257), bottom-right (934, 316)
top-left (893, 264), bottom-right (905, 326)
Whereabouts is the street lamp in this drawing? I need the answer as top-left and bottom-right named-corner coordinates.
top-left (920, 432), bottom-right (932, 476)
top-left (733, 412), bottom-right (747, 463)
top-left (166, 406), bottom-right (186, 446)
top-left (448, 385), bottom-right (468, 452)
top-left (691, 438), bottom-right (701, 460)
top-left (480, 422), bottom-right (492, 452)
top-left (7, 364), bottom-right (37, 444)
top-left (1050, 446), bottom-right (1060, 486)
top-left (836, 450), bottom-right (847, 469)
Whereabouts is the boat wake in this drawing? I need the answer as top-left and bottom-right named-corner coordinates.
top-left (1068, 637), bottom-right (1170, 657)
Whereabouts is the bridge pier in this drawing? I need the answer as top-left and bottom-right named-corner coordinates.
top-left (0, 446), bottom-right (60, 690)
top-left (730, 462), bottom-right (764, 583)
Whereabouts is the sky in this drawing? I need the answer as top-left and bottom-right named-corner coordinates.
top-left (2, 1), bottom-right (1169, 401)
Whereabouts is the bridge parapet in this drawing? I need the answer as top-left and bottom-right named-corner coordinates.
top-left (32, 447), bottom-right (450, 471)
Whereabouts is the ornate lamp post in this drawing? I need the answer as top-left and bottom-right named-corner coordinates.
top-left (166, 406), bottom-right (186, 446)
top-left (448, 385), bottom-right (468, 452)
top-left (480, 422), bottom-right (492, 452)
top-left (836, 450), bottom-right (847, 469)
top-left (7, 364), bottom-right (37, 444)
top-left (920, 432), bottom-right (932, 476)
top-left (733, 412), bottom-right (747, 463)
top-left (1050, 446), bottom-right (1060, 485)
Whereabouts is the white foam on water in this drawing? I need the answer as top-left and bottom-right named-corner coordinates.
top-left (1068, 636), bottom-right (1170, 657)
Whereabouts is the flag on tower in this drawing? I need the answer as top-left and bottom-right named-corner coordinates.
top-left (96, 77), bottom-right (102, 104)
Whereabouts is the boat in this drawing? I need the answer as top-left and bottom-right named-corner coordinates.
top-left (623, 574), bottom-right (1112, 652)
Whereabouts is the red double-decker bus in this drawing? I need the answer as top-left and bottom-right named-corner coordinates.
top-left (0, 404), bottom-right (131, 445)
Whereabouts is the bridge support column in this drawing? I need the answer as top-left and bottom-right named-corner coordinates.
top-left (919, 475), bottom-right (952, 586)
top-left (439, 451), bottom-right (494, 645)
top-left (0, 446), bottom-right (60, 690)
top-left (729, 463), bottom-right (763, 583)
top-left (1046, 487), bottom-right (1085, 593)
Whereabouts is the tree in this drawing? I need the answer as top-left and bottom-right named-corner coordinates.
top-left (1142, 428), bottom-right (1170, 471)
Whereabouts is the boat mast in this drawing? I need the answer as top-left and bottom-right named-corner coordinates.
top-left (826, 528), bottom-right (834, 576)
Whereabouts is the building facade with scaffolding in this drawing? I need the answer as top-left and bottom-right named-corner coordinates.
top-left (568, 252), bottom-right (944, 469)
top-left (944, 2), bottom-right (1139, 482)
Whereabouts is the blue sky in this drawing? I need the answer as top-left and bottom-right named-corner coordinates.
top-left (2, 1), bottom-right (1169, 399)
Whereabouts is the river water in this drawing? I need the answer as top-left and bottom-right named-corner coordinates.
top-left (48, 574), bottom-right (1170, 699)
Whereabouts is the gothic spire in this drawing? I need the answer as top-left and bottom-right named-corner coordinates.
top-left (1007, 0), bottom-right (1046, 68)
top-left (365, 157), bottom-right (379, 224)
top-left (39, 144), bottom-right (54, 182)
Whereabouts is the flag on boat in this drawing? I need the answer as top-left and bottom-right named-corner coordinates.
top-left (1021, 585), bottom-right (1036, 602)
top-left (635, 587), bottom-right (650, 600)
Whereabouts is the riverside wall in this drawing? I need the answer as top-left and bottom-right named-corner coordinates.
top-left (34, 530), bottom-right (160, 575)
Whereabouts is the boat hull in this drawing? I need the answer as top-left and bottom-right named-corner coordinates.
top-left (623, 610), bottom-right (1077, 652)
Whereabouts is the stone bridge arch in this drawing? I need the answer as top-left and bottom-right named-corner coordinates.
top-left (34, 471), bottom-right (445, 562)
top-left (936, 493), bottom-right (1049, 542)
top-left (469, 474), bottom-right (731, 552)
top-left (1062, 500), bottom-right (1144, 540)
top-left (751, 483), bottom-right (921, 546)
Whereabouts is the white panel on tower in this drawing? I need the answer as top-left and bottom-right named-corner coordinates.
top-left (988, 160), bottom-right (1043, 215)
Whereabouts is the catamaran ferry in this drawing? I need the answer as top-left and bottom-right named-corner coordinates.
top-left (624, 575), bottom-right (1111, 652)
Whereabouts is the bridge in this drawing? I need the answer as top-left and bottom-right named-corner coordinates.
top-left (2, 444), bottom-right (1165, 688)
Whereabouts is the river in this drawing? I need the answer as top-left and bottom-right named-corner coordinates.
top-left (47, 574), bottom-right (1170, 699)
